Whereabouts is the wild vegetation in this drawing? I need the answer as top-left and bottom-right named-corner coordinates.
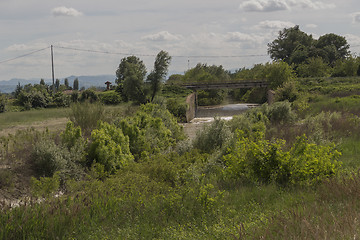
top-left (0, 26), bottom-right (360, 239)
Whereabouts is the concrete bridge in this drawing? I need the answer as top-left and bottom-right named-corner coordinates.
top-left (183, 80), bottom-right (273, 122)
top-left (181, 80), bottom-right (269, 90)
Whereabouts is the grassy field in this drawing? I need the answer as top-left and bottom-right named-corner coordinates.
top-left (0, 108), bottom-right (69, 130)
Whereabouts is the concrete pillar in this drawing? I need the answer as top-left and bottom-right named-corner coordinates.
top-left (267, 90), bottom-right (275, 105)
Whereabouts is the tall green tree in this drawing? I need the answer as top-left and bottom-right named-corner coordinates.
top-left (73, 78), bottom-right (79, 91)
top-left (267, 25), bottom-right (314, 64)
top-left (55, 79), bottom-right (60, 91)
top-left (268, 26), bottom-right (350, 66)
top-left (265, 61), bottom-right (295, 89)
top-left (147, 50), bottom-right (172, 102)
top-left (64, 78), bottom-right (69, 89)
top-left (315, 33), bottom-right (350, 66)
top-left (116, 56), bottom-right (147, 103)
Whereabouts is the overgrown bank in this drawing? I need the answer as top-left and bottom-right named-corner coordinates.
top-left (1, 76), bottom-right (360, 238)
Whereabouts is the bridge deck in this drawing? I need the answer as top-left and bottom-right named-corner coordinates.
top-left (180, 80), bottom-right (269, 90)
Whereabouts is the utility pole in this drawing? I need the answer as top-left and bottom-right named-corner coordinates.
top-left (51, 45), bottom-right (55, 94)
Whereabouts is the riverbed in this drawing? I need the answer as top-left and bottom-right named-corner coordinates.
top-left (182, 103), bottom-right (257, 140)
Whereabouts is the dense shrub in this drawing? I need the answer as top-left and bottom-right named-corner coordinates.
top-left (116, 103), bottom-right (184, 160)
top-left (31, 139), bottom-right (67, 177)
top-left (98, 91), bottom-right (122, 105)
top-left (88, 121), bottom-right (133, 172)
top-left (192, 118), bottom-right (232, 153)
top-left (275, 81), bottom-right (298, 102)
top-left (53, 92), bottom-right (71, 107)
top-left (261, 101), bottom-right (296, 125)
top-left (223, 132), bottom-right (341, 186)
top-left (166, 98), bottom-right (187, 122)
top-left (0, 95), bottom-right (6, 113)
top-left (31, 133), bottom-right (86, 181)
top-left (79, 89), bottom-right (98, 103)
top-left (17, 89), bottom-right (50, 109)
top-left (228, 110), bottom-right (268, 138)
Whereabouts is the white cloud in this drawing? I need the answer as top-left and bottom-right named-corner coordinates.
top-left (141, 31), bottom-right (182, 42)
top-left (52, 6), bottom-right (83, 17)
top-left (256, 20), bottom-right (295, 29)
top-left (305, 23), bottom-right (318, 28)
top-left (239, 0), bottom-right (335, 12)
top-left (352, 12), bottom-right (360, 23)
top-left (239, 0), bottom-right (289, 12)
top-left (344, 34), bottom-right (360, 47)
top-left (224, 32), bottom-right (265, 47)
top-left (288, 0), bottom-right (336, 10)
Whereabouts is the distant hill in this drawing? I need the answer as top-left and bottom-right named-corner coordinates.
top-left (0, 75), bottom-right (116, 93)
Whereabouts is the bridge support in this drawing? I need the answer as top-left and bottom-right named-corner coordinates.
top-left (186, 92), bottom-right (197, 122)
top-left (267, 90), bottom-right (275, 105)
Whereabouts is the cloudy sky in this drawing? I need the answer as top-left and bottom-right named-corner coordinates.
top-left (0, 0), bottom-right (360, 80)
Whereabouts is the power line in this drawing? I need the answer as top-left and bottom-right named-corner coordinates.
top-left (54, 45), bottom-right (157, 57)
top-left (54, 45), bottom-right (268, 58)
top-left (0, 46), bottom-right (50, 64)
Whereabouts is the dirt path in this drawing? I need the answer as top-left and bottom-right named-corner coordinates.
top-left (0, 117), bottom-right (69, 137)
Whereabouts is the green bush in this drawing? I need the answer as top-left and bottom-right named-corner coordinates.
top-left (223, 132), bottom-right (342, 186)
top-left (88, 121), bottom-right (133, 172)
top-left (31, 139), bottom-right (67, 177)
top-left (17, 89), bottom-right (50, 109)
top-left (98, 91), bottom-right (122, 105)
top-left (53, 92), bottom-right (71, 107)
top-left (193, 118), bottom-right (231, 153)
top-left (61, 121), bottom-right (85, 149)
top-left (80, 89), bottom-right (98, 103)
top-left (275, 81), bottom-right (298, 102)
top-left (116, 103), bottom-right (184, 160)
top-left (228, 110), bottom-right (268, 138)
top-left (166, 98), bottom-right (187, 122)
top-left (262, 101), bottom-right (296, 125)
top-left (0, 95), bottom-right (6, 113)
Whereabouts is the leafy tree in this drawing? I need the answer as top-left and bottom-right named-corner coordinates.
top-left (64, 78), bottom-right (69, 89)
top-left (232, 64), bottom-right (267, 80)
top-left (167, 74), bottom-right (184, 84)
top-left (268, 26), bottom-right (350, 66)
top-left (183, 63), bottom-right (230, 82)
top-left (332, 56), bottom-right (359, 77)
top-left (115, 56), bottom-right (147, 103)
top-left (265, 61), bottom-right (295, 89)
top-left (79, 89), bottom-right (98, 103)
top-left (14, 82), bottom-right (22, 98)
top-left (0, 94), bottom-right (6, 113)
top-left (73, 78), bottom-right (79, 91)
top-left (316, 33), bottom-right (350, 66)
top-left (147, 50), bottom-right (172, 102)
top-left (40, 79), bottom-right (45, 86)
top-left (55, 79), bottom-right (60, 91)
top-left (16, 84), bottom-right (51, 109)
top-left (267, 25), bottom-right (314, 64)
